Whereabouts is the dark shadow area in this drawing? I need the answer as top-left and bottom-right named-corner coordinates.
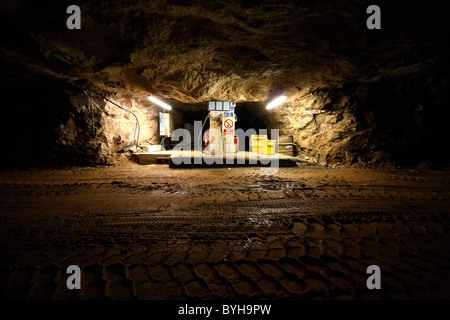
top-left (0, 71), bottom-right (73, 169)
top-left (234, 102), bottom-right (269, 151)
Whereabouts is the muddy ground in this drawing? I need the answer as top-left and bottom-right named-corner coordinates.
top-left (0, 161), bottom-right (449, 300)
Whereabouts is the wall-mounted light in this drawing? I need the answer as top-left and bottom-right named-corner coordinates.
top-left (148, 95), bottom-right (172, 110)
top-left (266, 95), bottom-right (287, 110)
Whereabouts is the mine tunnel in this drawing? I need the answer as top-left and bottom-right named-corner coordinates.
top-left (0, 0), bottom-right (450, 303)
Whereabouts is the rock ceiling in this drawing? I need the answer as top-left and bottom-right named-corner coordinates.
top-left (1, 0), bottom-right (449, 109)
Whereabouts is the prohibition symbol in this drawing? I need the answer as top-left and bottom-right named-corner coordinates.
top-left (224, 119), bottom-right (234, 129)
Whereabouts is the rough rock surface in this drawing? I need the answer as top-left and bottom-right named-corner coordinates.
top-left (1, 0), bottom-right (449, 167)
top-left (268, 59), bottom-right (450, 167)
top-left (57, 91), bottom-right (164, 166)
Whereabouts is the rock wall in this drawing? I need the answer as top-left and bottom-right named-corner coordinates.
top-left (0, 79), bottom-right (164, 168)
top-left (57, 91), bottom-right (162, 165)
top-left (1, 1), bottom-right (449, 168)
top-left (268, 57), bottom-right (449, 168)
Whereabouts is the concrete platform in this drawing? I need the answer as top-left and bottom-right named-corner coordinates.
top-left (134, 151), bottom-right (172, 165)
top-left (135, 150), bottom-right (301, 167)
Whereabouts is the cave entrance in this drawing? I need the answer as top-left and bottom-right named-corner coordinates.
top-left (233, 102), bottom-right (270, 152)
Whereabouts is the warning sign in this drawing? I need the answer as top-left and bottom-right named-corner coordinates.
top-left (224, 119), bottom-right (234, 129)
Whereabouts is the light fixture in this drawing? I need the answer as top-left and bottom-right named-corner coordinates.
top-left (148, 95), bottom-right (172, 110)
top-left (266, 95), bottom-right (287, 110)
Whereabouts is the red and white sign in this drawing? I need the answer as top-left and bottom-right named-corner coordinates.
top-left (224, 119), bottom-right (234, 129)
top-left (224, 128), bottom-right (233, 134)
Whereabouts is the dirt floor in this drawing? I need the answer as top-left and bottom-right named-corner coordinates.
top-left (0, 160), bottom-right (449, 300)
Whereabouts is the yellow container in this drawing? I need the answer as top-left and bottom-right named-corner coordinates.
top-left (266, 140), bottom-right (276, 155)
top-left (250, 135), bottom-right (268, 145)
top-left (250, 139), bottom-right (276, 154)
top-left (251, 143), bottom-right (265, 153)
top-left (249, 136), bottom-right (277, 154)
top-left (250, 134), bottom-right (268, 153)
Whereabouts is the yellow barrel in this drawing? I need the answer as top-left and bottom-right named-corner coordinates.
top-left (250, 135), bottom-right (268, 153)
top-left (266, 140), bottom-right (276, 155)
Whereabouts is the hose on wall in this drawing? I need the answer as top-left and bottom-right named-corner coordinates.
top-left (85, 89), bottom-right (141, 153)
